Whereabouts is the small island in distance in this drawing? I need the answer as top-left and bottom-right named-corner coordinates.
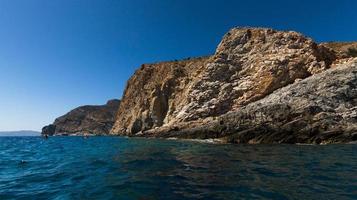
top-left (0, 130), bottom-right (40, 137)
top-left (42, 27), bottom-right (357, 144)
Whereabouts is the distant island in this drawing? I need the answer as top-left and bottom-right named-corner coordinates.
top-left (42, 27), bottom-right (357, 144)
top-left (0, 130), bottom-right (40, 137)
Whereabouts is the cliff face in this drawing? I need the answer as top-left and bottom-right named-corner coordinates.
top-left (112, 28), bottom-right (337, 135)
top-left (177, 28), bottom-right (335, 121)
top-left (142, 58), bottom-right (357, 144)
top-left (42, 99), bottom-right (120, 135)
top-left (111, 57), bottom-right (210, 134)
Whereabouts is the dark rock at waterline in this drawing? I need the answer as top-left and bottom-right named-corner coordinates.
top-left (42, 124), bottom-right (56, 136)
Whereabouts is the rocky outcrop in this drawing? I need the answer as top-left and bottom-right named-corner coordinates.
top-left (111, 57), bottom-right (210, 134)
top-left (142, 58), bottom-right (357, 144)
top-left (42, 124), bottom-right (56, 136)
top-left (42, 99), bottom-right (120, 135)
top-left (178, 28), bottom-right (335, 121)
top-left (111, 27), bottom-right (337, 135)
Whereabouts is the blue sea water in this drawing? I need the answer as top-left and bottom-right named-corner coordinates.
top-left (0, 136), bottom-right (356, 200)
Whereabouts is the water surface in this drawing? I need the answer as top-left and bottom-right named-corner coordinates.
top-left (0, 136), bottom-right (356, 199)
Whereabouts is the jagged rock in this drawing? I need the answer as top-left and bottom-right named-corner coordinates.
top-left (111, 27), bottom-right (337, 135)
top-left (42, 99), bottom-right (120, 135)
top-left (178, 28), bottom-right (336, 121)
top-left (143, 58), bottom-right (357, 144)
top-left (111, 57), bottom-right (210, 134)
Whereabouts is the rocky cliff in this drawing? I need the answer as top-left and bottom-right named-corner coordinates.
top-left (112, 28), bottom-right (336, 133)
top-left (142, 58), bottom-right (357, 144)
top-left (42, 99), bottom-right (120, 135)
top-left (111, 27), bottom-right (357, 143)
top-left (111, 57), bottom-right (210, 134)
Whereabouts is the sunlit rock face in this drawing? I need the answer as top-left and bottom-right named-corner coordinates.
top-left (111, 57), bottom-right (210, 134)
top-left (143, 58), bottom-right (357, 144)
top-left (177, 28), bottom-right (336, 121)
top-left (112, 27), bottom-right (337, 135)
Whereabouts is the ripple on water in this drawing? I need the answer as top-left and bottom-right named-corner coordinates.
top-left (0, 137), bottom-right (356, 200)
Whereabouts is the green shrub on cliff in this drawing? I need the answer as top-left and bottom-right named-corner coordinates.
top-left (347, 48), bottom-right (357, 57)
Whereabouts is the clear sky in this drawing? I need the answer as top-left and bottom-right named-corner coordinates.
top-left (0, 0), bottom-right (356, 131)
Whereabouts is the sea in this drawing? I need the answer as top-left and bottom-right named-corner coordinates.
top-left (0, 136), bottom-right (356, 200)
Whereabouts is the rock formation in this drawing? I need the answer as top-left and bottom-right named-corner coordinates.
top-left (110, 27), bottom-right (357, 144)
top-left (142, 58), bottom-right (357, 144)
top-left (42, 99), bottom-right (120, 135)
top-left (44, 27), bottom-right (357, 144)
top-left (111, 57), bottom-right (210, 134)
top-left (112, 28), bottom-right (336, 134)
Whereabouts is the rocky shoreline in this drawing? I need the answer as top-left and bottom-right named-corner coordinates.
top-left (43, 27), bottom-right (357, 144)
top-left (139, 59), bottom-right (357, 144)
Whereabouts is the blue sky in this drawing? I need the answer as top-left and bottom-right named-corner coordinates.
top-left (0, 0), bottom-right (356, 131)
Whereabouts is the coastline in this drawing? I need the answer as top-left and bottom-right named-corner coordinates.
top-left (42, 28), bottom-right (357, 145)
